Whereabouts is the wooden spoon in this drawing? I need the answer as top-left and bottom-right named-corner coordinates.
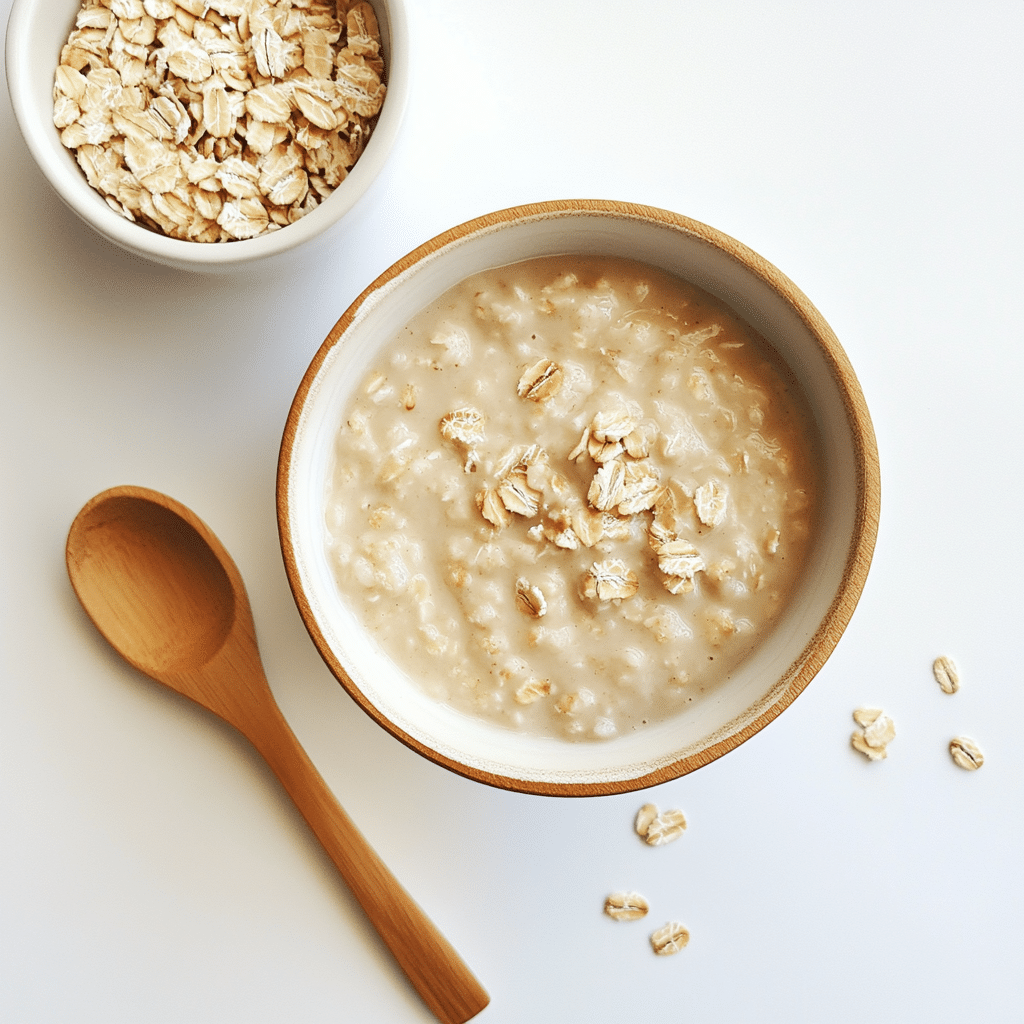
top-left (65, 485), bottom-right (490, 1024)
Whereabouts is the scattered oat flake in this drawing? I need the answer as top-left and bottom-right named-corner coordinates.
top-left (203, 86), bottom-right (235, 139)
top-left (949, 736), bottom-right (984, 771)
top-left (302, 27), bottom-right (334, 79)
top-left (852, 707), bottom-right (882, 728)
top-left (933, 655), bottom-right (960, 694)
top-left (650, 922), bottom-right (690, 956)
top-left (635, 803), bottom-right (659, 838)
top-left (862, 712), bottom-right (895, 748)
top-left (604, 892), bottom-right (649, 922)
top-left (851, 707), bottom-right (895, 760)
top-left (600, 512), bottom-right (632, 543)
top-left (851, 736), bottom-right (879, 759)
top-left (643, 808), bottom-right (687, 846)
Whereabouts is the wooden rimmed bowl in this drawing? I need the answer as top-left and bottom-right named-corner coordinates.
top-left (277, 200), bottom-right (880, 796)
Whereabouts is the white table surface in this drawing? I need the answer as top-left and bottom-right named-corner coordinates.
top-left (3, 2), bottom-right (1023, 1021)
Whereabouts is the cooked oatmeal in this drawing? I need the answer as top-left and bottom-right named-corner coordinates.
top-left (324, 256), bottom-right (821, 740)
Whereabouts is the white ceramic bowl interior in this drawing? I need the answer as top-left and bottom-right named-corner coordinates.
top-left (279, 202), bottom-right (879, 795)
top-left (5, 0), bottom-right (408, 272)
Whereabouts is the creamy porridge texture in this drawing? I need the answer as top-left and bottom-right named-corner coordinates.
top-left (324, 256), bottom-right (821, 740)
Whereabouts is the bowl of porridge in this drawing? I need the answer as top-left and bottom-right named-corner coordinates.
top-left (5, 0), bottom-right (407, 271)
top-left (278, 200), bottom-right (880, 795)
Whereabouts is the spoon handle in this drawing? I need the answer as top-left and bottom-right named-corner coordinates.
top-left (244, 698), bottom-right (490, 1024)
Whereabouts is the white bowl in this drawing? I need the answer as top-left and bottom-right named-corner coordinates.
top-left (278, 200), bottom-right (880, 796)
top-left (5, 0), bottom-right (408, 272)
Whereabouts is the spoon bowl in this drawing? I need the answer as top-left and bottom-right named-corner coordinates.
top-left (67, 490), bottom-right (235, 678)
top-left (66, 485), bottom-right (489, 1024)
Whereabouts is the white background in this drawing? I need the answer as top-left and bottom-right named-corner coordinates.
top-left (3, 2), bottom-right (1023, 1021)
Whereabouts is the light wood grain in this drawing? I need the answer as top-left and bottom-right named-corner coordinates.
top-left (65, 485), bottom-right (489, 1024)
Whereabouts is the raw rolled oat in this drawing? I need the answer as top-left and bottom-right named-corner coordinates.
top-left (932, 655), bottom-right (960, 695)
top-left (650, 921), bottom-right (690, 955)
top-left (851, 707), bottom-right (895, 761)
top-left (949, 736), bottom-right (984, 771)
top-left (635, 803), bottom-right (687, 846)
top-left (54, 0), bottom-right (386, 241)
top-left (603, 892), bottom-right (649, 922)
top-left (634, 803), bottom-right (658, 838)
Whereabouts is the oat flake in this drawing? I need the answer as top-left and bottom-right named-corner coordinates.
top-left (588, 460), bottom-right (627, 512)
top-left (513, 678), bottom-right (551, 705)
top-left (582, 559), bottom-right (639, 601)
top-left (949, 736), bottom-right (984, 770)
top-left (634, 803), bottom-right (658, 838)
top-left (650, 921), bottom-right (690, 956)
top-left (514, 578), bottom-right (547, 618)
top-left (604, 892), bottom-right (649, 921)
top-left (851, 707), bottom-right (896, 761)
top-left (643, 808), bottom-right (687, 846)
top-left (694, 480), bottom-right (727, 527)
top-left (517, 359), bottom-right (563, 402)
top-left (933, 655), bottom-right (960, 695)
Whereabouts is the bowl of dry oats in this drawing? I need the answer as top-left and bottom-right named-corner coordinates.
top-left (278, 200), bottom-right (881, 795)
top-left (5, 0), bottom-right (407, 271)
